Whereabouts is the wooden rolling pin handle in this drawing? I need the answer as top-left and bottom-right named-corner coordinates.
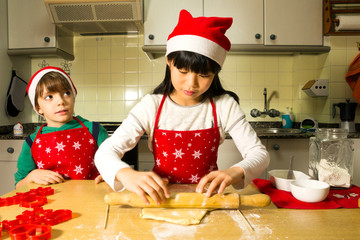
top-left (240, 194), bottom-right (271, 208)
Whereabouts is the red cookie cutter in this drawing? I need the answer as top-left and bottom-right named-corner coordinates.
top-left (9, 224), bottom-right (51, 240)
top-left (0, 187), bottom-right (54, 208)
top-left (1, 207), bottom-right (72, 231)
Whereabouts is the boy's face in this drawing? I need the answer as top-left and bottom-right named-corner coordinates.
top-left (36, 87), bottom-right (75, 128)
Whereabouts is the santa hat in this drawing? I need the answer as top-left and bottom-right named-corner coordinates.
top-left (166, 10), bottom-right (233, 67)
top-left (27, 66), bottom-right (77, 110)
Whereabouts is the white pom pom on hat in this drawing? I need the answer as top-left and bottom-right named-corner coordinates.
top-left (27, 66), bottom-right (77, 111)
top-left (165, 9), bottom-right (233, 67)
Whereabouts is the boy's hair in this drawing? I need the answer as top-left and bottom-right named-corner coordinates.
top-left (153, 51), bottom-right (239, 103)
top-left (34, 71), bottom-right (74, 108)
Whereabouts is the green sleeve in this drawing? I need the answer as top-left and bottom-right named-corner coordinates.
top-left (14, 140), bottom-right (37, 185)
top-left (97, 125), bottom-right (109, 147)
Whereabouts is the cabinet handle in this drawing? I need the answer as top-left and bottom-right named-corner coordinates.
top-left (270, 34), bottom-right (276, 40)
top-left (148, 34), bottom-right (154, 40)
top-left (273, 144), bottom-right (280, 151)
top-left (7, 147), bottom-right (14, 154)
top-left (255, 33), bottom-right (261, 39)
top-left (44, 37), bottom-right (50, 43)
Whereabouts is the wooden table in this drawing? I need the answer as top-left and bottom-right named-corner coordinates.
top-left (1, 180), bottom-right (360, 239)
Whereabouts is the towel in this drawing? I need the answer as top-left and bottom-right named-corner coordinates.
top-left (253, 178), bottom-right (360, 209)
top-left (5, 71), bottom-right (28, 117)
top-left (346, 53), bottom-right (360, 104)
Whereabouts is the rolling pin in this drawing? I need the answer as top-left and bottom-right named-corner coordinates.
top-left (104, 192), bottom-right (270, 209)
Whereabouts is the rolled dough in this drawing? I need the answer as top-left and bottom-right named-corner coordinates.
top-left (140, 208), bottom-right (209, 225)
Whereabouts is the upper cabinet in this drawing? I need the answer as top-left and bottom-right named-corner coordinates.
top-left (143, 0), bottom-right (203, 46)
top-left (7, 0), bottom-right (74, 60)
top-left (142, 0), bottom-right (330, 58)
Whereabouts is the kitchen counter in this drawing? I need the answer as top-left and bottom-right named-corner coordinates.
top-left (2, 122), bottom-right (360, 140)
top-left (1, 180), bottom-right (359, 239)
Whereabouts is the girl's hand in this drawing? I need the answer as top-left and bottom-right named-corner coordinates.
top-left (26, 169), bottom-right (65, 186)
top-left (94, 175), bottom-right (104, 184)
top-left (196, 167), bottom-right (244, 197)
top-left (116, 168), bottom-right (170, 205)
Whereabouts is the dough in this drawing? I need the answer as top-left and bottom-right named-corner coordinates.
top-left (140, 208), bottom-right (209, 225)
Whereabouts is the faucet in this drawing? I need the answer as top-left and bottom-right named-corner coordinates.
top-left (250, 88), bottom-right (280, 118)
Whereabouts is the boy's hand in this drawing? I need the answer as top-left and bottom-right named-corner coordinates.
top-left (27, 169), bottom-right (65, 185)
top-left (196, 167), bottom-right (244, 197)
top-left (116, 168), bottom-right (170, 205)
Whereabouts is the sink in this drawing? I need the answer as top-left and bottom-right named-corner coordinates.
top-left (254, 128), bottom-right (303, 135)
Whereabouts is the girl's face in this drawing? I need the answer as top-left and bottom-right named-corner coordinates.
top-left (36, 87), bottom-right (75, 128)
top-left (167, 59), bottom-right (215, 106)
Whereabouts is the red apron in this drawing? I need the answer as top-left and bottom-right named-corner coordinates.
top-left (31, 117), bottom-right (99, 180)
top-left (152, 95), bottom-right (220, 183)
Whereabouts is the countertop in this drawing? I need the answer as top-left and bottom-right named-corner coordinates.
top-left (1, 122), bottom-right (360, 140)
top-left (1, 180), bottom-right (359, 239)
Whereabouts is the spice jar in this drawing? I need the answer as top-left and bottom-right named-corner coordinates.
top-left (308, 128), bottom-right (354, 188)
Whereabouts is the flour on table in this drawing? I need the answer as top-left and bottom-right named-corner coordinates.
top-left (152, 222), bottom-right (198, 240)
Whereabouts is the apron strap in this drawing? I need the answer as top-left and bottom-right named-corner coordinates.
top-left (154, 94), bottom-right (167, 130)
top-left (209, 98), bottom-right (218, 128)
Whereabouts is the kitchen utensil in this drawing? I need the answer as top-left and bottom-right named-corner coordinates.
top-left (9, 224), bottom-right (52, 240)
top-left (290, 179), bottom-right (330, 203)
top-left (300, 117), bottom-right (318, 132)
top-left (333, 99), bottom-right (358, 132)
top-left (104, 192), bottom-right (271, 209)
top-left (308, 128), bottom-right (354, 188)
top-left (287, 156), bottom-right (295, 179)
top-left (268, 169), bottom-right (311, 192)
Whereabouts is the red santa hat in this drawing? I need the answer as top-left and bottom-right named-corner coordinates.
top-left (166, 10), bottom-right (233, 67)
top-left (27, 66), bottom-right (77, 111)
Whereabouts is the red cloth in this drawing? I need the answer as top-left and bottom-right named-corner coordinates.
top-left (346, 53), bottom-right (360, 104)
top-left (253, 178), bottom-right (360, 209)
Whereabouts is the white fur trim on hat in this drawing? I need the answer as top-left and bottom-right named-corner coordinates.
top-left (27, 66), bottom-right (77, 112)
top-left (166, 35), bottom-right (227, 67)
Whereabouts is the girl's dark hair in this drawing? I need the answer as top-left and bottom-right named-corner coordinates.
top-left (152, 51), bottom-right (239, 103)
top-left (34, 71), bottom-right (73, 108)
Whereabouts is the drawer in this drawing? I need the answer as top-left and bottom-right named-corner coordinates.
top-left (0, 140), bottom-right (24, 161)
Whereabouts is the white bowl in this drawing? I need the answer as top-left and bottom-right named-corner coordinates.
top-left (290, 179), bottom-right (330, 203)
top-left (268, 169), bottom-right (311, 192)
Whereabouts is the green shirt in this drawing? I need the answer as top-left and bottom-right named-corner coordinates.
top-left (14, 116), bottom-right (109, 185)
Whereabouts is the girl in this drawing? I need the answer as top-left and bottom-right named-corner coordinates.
top-left (95, 10), bottom-right (269, 205)
top-left (15, 66), bottom-right (108, 189)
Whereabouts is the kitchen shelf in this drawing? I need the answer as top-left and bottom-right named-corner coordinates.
top-left (324, 0), bottom-right (360, 35)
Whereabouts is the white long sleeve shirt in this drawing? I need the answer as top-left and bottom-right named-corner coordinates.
top-left (95, 94), bottom-right (269, 191)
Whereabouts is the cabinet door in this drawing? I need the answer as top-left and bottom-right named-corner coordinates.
top-left (264, 0), bottom-right (322, 46)
top-left (8, 0), bottom-right (56, 49)
top-left (144, 0), bottom-right (203, 46)
top-left (265, 139), bottom-right (309, 179)
top-left (204, 0), bottom-right (263, 45)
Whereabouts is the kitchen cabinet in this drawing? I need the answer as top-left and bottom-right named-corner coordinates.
top-left (7, 0), bottom-right (74, 60)
top-left (263, 138), bottom-right (310, 179)
top-left (205, 0), bottom-right (322, 46)
top-left (143, 0), bottom-right (203, 46)
top-left (0, 140), bottom-right (23, 196)
top-left (142, 0), bottom-right (328, 58)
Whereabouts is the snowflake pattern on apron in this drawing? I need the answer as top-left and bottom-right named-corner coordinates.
top-left (31, 117), bottom-right (99, 179)
top-left (152, 95), bottom-right (220, 183)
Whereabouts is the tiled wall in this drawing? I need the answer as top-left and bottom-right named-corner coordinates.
top-left (30, 35), bottom-right (360, 124)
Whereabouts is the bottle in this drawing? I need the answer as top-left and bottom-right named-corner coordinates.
top-left (13, 122), bottom-right (23, 136)
top-left (282, 107), bottom-right (293, 128)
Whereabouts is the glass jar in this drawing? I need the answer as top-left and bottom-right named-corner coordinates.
top-left (308, 128), bottom-right (354, 188)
